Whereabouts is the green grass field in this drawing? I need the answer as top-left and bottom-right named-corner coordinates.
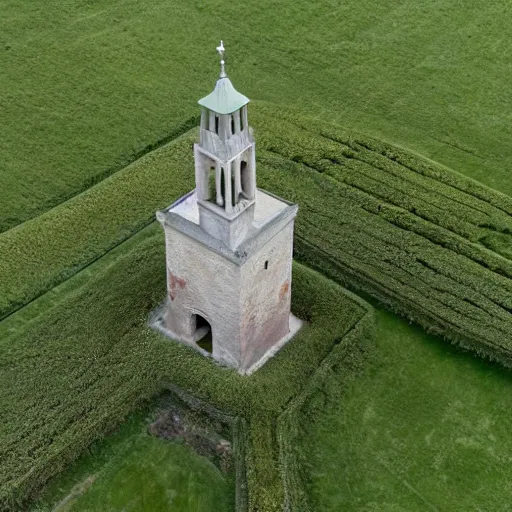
top-left (31, 411), bottom-right (234, 512)
top-left (301, 308), bottom-right (512, 511)
top-left (2, 0), bottom-right (512, 510)
top-left (1, 0), bottom-right (511, 231)
top-left (1, 115), bottom-right (509, 509)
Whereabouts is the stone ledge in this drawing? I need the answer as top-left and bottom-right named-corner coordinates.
top-left (157, 189), bottom-right (298, 266)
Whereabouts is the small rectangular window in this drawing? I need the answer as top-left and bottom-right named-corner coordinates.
top-left (264, 260), bottom-right (269, 270)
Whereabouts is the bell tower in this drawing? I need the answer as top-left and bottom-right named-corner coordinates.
top-left (153, 41), bottom-right (302, 374)
top-left (194, 41), bottom-right (257, 249)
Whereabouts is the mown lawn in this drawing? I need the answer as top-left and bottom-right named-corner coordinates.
top-left (31, 411), bottom-right (234, 512)
top-left (301, 308), bottom-right (512, 511)
top-left (1, 0), bottom-right (511, 230)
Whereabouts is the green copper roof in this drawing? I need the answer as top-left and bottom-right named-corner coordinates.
top-left (198, 76), bottom-right (250, 115)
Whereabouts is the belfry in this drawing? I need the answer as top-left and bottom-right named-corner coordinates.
top-left (153, 42), bottom-right (301, 374)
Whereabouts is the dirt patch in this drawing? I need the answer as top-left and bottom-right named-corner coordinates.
top-left (149, 406), bottom-right (233, 473)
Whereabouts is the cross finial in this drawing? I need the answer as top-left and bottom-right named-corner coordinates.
top-left (216, 40), bottom-right (227, 78)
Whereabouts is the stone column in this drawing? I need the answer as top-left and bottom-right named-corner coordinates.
top-left (224, 164), bottom-right (233, 213)
top-left (200, 108), bottom-right (208, 130)
top-left (209, 111), bottom-right (216, 132)
top-left (248, 144), bottom-right (256, 199)
top-left (234, 156), bottom-right (241, 202)
top-left (233, 110), bottom-right (241, 134)
top-left (216, 162), bottom-right (223, 206)
top-left (194, 146), bottom-right (207, 201)
top-left (241, 106), bottom-right (248, 131)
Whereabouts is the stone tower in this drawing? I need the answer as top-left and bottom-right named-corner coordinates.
top-left (153, 42), bottom-right (301, 374)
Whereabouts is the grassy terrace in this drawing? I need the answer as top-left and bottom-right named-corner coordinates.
top-left (2, 106), bottom-right (510, 363)
top-left (31, 410), bottom-right (234, 512)
top-left (2, 0), bottom-right (512, 231)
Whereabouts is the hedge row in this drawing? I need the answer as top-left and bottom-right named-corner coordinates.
top-left (0, 225), bottom-right (373, 511)
top-left (248, 105), bottom-right (512, 366)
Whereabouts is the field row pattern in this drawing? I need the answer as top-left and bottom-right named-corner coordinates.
top-left (0, 228), bottom-right (372, 511)
top-left (252, 106), bottom-right (512, 365)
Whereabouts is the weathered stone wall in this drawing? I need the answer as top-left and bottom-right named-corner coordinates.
top-left (239, 221), bottom-right (294, 370)
top-left (162, 218), bottom-right (295, 372)
top-left (198, 202), bottom-right (255, 250)
top-left (163, 226), bottom-right (242, 368)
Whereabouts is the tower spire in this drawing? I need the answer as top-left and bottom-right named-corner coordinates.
top-left (216, 40), bottom-right (227, 78)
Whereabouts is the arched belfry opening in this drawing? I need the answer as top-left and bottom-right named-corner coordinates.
top-left (193, 42), bottom-right (256, 244)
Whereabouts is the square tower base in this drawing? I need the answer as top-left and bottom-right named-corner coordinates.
top-left (152, 188), bottom-right (301, 374)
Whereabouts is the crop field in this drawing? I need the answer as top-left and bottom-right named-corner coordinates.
top-left (0, 221), bottom-right (373, 510)
top-left (253, 106), bottom-right (512, 366)
top-left (2, 0), bottom-right (512, 510)
top-left (1, 0), bottom-right (511, 232)
top-left (3, 105), bottom-right (510, 360)
top-left (1, 103), bottom-right (511, 509)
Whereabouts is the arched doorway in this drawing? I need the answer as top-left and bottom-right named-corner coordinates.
top-left (191, 313), bottom-right (212, 354)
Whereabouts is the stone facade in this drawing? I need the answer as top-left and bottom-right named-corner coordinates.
top-left (151, 43), bottom-right (301, 374)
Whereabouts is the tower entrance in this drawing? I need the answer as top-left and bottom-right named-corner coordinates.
top-left (191, 314), bottom-right (213, 354)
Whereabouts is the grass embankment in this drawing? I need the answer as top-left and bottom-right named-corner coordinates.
top-left (31, 409), bottom-right (234, 512)
top-left (0, 223), bottom-right (373, 511)
top-left (299, 309), bottom-right (512, 511)
top-left (3, 0), bottom-right (512, 231)
top-left (0, 132), bottom-right (194, 320)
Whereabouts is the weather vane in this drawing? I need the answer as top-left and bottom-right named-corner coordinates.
top-left (216, 40), bottom-right (227, 78)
